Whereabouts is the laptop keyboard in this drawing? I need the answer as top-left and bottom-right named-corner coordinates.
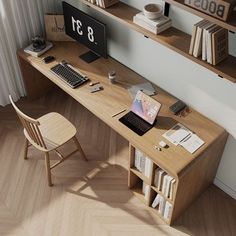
top-left (119, 112), bottom-right (152, 135)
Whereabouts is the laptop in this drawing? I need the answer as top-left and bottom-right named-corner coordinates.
top-left (119, 91), bottom-right (162, 136)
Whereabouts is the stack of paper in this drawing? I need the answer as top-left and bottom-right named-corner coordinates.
top-left (162, 123), bottom-right (205, 154)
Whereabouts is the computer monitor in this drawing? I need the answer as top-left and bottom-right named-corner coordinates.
top-left (62, 1), bottom-right (107, 63)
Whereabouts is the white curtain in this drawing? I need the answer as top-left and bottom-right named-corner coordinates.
top-left (0, 0), bottom-right (61, 106)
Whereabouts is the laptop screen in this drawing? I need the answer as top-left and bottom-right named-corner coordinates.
top-left (131, 91), bottom-right (161, 125)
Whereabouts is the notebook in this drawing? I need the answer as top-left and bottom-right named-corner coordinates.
top-left (119, 91), bottom-right (161, 136)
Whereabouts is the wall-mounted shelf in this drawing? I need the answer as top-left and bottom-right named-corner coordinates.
top-left (81, 0), bottom-right (236, 83)
top-left (165, 0), bottom-right (236, 32)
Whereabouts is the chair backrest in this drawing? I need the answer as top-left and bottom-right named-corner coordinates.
top-left (9, 95), bottom-right (47, 150)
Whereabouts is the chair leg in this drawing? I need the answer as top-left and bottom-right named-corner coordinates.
top-left (23, 138), bottom-right (29, 160)
top-left (73, 136), bottom-right (88, 161)
top-left (44, 152), bottom-right (53, 187)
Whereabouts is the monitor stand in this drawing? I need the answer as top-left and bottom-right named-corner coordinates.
top-left (79, 51), bottom-right (100, 63)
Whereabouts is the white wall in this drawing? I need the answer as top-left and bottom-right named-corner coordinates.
top-left (61, 0), bottom-right (236, 199)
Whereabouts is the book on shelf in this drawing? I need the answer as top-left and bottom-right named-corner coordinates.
top-left (153, 167), bottom-right (161, 187)
top-left (133, 12), bottom-right (172, 35)
top-left (161, 174), bottom-right (169, 196)
top-left (189, 20), bottom-right (206, 55)
top-left (151, 193), bottom-right (165, 213)
top-left (158, 170), bottom-right (166, 191)
top-left (206, 25), bottom-right (220, 64)
top-left (189, 19), bottom-right (207, 55)
top-left (152, 193), bottom-right (172, 219)
top-left (158, 195), bottom-right (166, 215)
top-left (134, 149), bottom-right (153, 178)
top-left (189, 19), bottom-right (228, 65)
top-left (140, 155), bottom-right (146, 173)
top-left (142, 182), bottom-right (150, 200)
top-left (134, 149), bottom-right (143, 172)
top-left (169, 179), bottom-right (176, 200)
top-left (152, 193), bottom-right (161, 208)
top-left (144, 157), bottom-right (153, 178)
top-left (165, 176), bottom-right (174, 198)
top-left (193, 20), bottom-right (209, 57)
top-left (212, 28), bottom-right (228, 65)
top-left (202, 22), bottom-right (215, 61)
top-left (163, 201), bottom-right (172, 220)
top-left (161, 174), bottom-right (174, 198)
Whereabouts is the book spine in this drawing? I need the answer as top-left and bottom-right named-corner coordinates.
top-left (163, 201), bottom-right (172, 219)
top-left (189, 25), bottom-right (197, 55)
top-left (153, 168), bottom-right (159, 187)
top-left (156, 21), bottom-right (172, 34)
top-left (158, 196), bottom-right (165, 215)
top-left (151, 193), bottom-right (161, 208)
top-left (157, 170), bottom-right (165, 191)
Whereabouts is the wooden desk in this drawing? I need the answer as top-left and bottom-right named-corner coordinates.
top-left (17, 42), bottom-right (228, 224)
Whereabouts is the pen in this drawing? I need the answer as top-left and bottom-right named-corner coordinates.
top-left (180, 133), bottom-right (192, 144)
top-left (112, 109), bottom-right (127, 117)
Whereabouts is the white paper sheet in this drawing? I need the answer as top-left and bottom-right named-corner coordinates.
top-left (162, 123), bottom-right (192, 146)
top-left (180, 134), bottom-right (205, 154)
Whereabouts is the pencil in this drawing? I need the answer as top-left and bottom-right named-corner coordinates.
top-left (112, 109), bottom-right (127, 117)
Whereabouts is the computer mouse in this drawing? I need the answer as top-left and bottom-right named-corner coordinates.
top-left (43, 56), bottom-right (55, 64)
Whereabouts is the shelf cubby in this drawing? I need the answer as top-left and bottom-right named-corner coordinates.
top-left (129, 145), bottom-right (154, 185)
top-left (151, 163), bottom-right (177, 203)
top-left (149, 188), bottom-right (173, 223)
top-left (81, 0), bottom-right (236, 83)
top-left (128, 171), bottom-right (150, 205)
top-left (130, 167), bottom-right (150, 184)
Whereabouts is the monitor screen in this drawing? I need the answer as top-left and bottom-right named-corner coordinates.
top-left (62, 1), bottom-right (107, 59)
top-left (131, 91), bottom-right (161, 125)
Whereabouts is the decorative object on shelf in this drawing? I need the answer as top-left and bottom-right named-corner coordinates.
top-left (87, 0), bottom-right (119, 8)
top-left (44, 14), bottom-right (74, 41)
top-left (133, 12), bottom-right (171, 34)
top-left (24, 40), bottom-right (53, 57)
top-left (184, 0), bottom-right (236, 21)
top-left (143, 3), bottom-right (163, 19)
top-left (189, 19), bottom-right (228, 65)
top-left (32, 36), bottom-right (46, 52)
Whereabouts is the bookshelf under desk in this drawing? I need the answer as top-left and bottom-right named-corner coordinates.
top-left (17, 41), bottom-right (228, 224)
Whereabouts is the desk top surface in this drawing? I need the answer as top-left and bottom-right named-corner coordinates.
top-left (18, 42), bottom-right (226, 177)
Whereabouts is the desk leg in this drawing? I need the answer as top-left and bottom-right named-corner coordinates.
top-left (18, 55), bottom-right (55, 100)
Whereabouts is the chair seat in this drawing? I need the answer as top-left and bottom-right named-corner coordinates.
top-left (36, 112), bottom-right (76, 151)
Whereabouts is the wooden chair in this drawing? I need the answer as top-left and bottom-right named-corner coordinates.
top-left (9, 95), bottom-right (87, 186)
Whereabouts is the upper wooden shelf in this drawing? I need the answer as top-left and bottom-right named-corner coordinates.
top-left (80, 0), bottom-right (236, 83)
top-left (165, 0), bottom-right (236, 32)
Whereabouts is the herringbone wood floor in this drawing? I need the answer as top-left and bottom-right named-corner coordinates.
top-left (0, 88), bottom-right (236, 236)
